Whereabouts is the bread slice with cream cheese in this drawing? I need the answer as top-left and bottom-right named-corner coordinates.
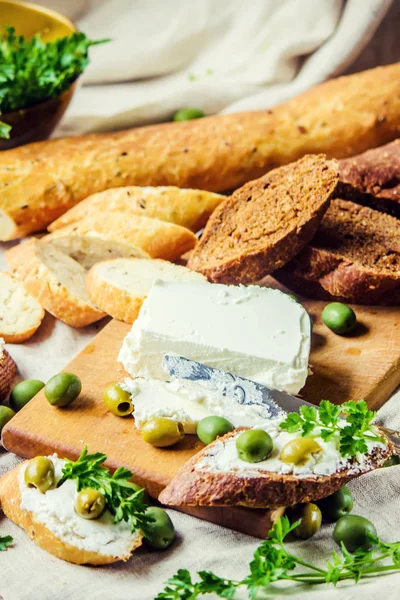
top-left (86, 258), bottom-right (205, 323)
top-left (43, 212), bottom-right (197, 269)
top-left (48, 186), bottom-right (225, 233)
top-left (0, 458), bottom-right (142, 565)
top-left (0, 271), bottom-right (45, 343)
top-left (6, 241), bottom-right (106, 328)
top-left (159, 422), bottom-right (392, 509)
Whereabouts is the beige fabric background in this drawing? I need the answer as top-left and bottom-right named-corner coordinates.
top-left (1, 3), bottom-right (400, 600)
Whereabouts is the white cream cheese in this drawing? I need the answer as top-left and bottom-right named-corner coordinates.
top-left (122, 377), bottom-right (276, 433)
top-left (196, 421), bottom-right (384, 478)
top-left (19, 456), bottom-right (138, 556)
top-left (119, 281), bottom-right (311, 394)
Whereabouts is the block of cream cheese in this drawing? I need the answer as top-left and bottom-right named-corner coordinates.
top-left (122, 377), bottom-right (276, 434)
top-left (119, 281), bottom-right (311, 394)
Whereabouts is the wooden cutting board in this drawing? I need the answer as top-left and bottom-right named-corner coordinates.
top-left (3, 285), bottom-right (400, 537)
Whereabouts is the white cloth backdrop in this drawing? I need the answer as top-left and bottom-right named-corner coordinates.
top-left (1, 1), bottom-right (400, 599)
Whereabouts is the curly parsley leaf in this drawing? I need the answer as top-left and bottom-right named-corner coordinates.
top-left (58, 447), bottom-right (152, 536)
top-left (0, 27), bottom-right (109, 138)
top-left (0, 535), bottom-right (13, 551)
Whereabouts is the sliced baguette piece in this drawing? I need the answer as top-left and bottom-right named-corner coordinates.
top-left (0, 341), bottom-right (17, 401)
top-left (274, 199), bottom-right (400, 305)
top-left (159, 427), bottom-right (393, 510)
top-left (44, 213), bottom-right (197, 269)
top-left (0, 272), bottom-right (45, 343)
top-left (338, 139), bottom-right (400, 217)
top-left (188, 155), bottom-right (339, 284)
top-left (86, 258), bottom-right (206, 323)
top-left (48, 186), bottom-right (225, 233)
top-left (0, 461), bottom-right (142, 565)
top-left (5, 241), bottom-right (106, 328)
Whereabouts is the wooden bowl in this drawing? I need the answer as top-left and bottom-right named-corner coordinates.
top-left (0, 0), bottom-right (77, 150)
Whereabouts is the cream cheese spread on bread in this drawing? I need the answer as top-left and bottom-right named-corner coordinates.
top-left (119, 281), bottom-right (311, 395)
top-left (196, 420), bottom-right (386, 478)
top-left (19, 456), bottom-right (137, 556)
top-left (123, 377), bottom-right (276, 433)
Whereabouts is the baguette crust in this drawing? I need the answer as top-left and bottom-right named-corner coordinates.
top-left (0, 272), bottom-right (45, 343)
top-left (48, 187), bottom-right (225, 233)
top-left (86, 258), bottom-right (205, 323)
top-left (188, 155), bottom-right (338, 284)
top-left (159, 430), bottom-right (393, 509)
top-left (0, 463), bottom-right (142, 565)
top-left (1, 63), bottom-right (400, 240)
top-left (0, 347), bottom-right (17, 401)
top-left (6, 241), bottom-right (106, 328)
top-left (45, 213), bottom-right (197, 267)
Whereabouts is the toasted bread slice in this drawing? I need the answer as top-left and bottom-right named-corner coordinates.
top-left (274, 199), bottom-right (400, 305)
top-left (44, 213), bottom-right (197, 269)
top-left (159, 426), bottom-right (392, 509)
top-left (6, 241), bottom-right (106, 328)
top-left (0, 272), bottom-right (45, 343)
top-left (188, 155), bottom-right (339, 284)
top-left (48, 186), bottom-right (224, 233)
top-left (0, 461), bottom-right (142, 565)
top-left (86, 258), bottom-right (206, 323)
top-left (0, 343), bottom-right (17, 401)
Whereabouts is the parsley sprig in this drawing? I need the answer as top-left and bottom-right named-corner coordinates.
top-left (157, 516), bottom-right (400, 599)
top-left (0, 27), bottom-right (109, 138)
top-left (280, 400), bottom-right (385, 457)
top-left (0, 535), bottom-right (13, 551)
top-left (58, 447), bottom-right (153, 536)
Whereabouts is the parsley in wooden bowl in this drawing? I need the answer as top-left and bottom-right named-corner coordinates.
top-left (0, 5), bottom-right (107, 149)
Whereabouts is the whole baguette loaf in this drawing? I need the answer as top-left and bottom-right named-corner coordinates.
top-left (188, 154), bottom-right (338, 284)
top-left (338, 139), bottom-right (400, 217)
top-left (274, 199), bottom-right (400, 305)
top-left (48, 186), bottom-right (225, 233)
top-left (1, 63), bottom-right (400, 241)
top-left (0, 462), bottom-right (142, 565)
top-left (159, 428), bottom-right (392, 510)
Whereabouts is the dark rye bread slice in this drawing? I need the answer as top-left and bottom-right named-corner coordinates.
top-left (338, 139), bottom-right (400, 217)
top-left (159, 429), bottom-right (392, 510)
top-left (188, 155), bottom-right (339, 284)
top-left (274, 199), bottom-right (400, 305)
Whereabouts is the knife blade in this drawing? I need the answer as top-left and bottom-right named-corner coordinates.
top-left (162, 353), bottom-right (314, 418)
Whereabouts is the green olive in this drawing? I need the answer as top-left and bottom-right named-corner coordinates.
top-left (236, 429), bottom-right (273, 463)
top-left (44, 372), bottom-right (82, 407)
top-left (322, 302), bottom-right (357, 335)
top-left (280, 438), bottom-right (322, 466)
top-left (144, 506), bottom-right (175, 550)
top-left (10, 380), bottom-right (45, 412)
top-left (196, 416), bottom-right (234, 445)
top-left (173, 108), bottom-right (205, 122)
top-left (291, 503), bottom-right (322, 539)
top-left (24, 456), bottom-right (55, 493)
top-left (318, 487), bottom-right (354, 521)
top-left (382, 454), bottom-right (400, 468)
top-left (333, 515), bottom-right (377, 552)
top-left (140, 417), bottom-right (185, 447)
top-left (0, 406), bottom-right (15, 436)
top-left (74, 488), bottom-right (106, 520)
top-left (103, 383), bottom-right (133, 417)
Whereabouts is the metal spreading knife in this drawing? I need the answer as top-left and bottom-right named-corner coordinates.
top-left (162, 353), bottom-right (314, 419)
top-left (162, 353), bottom-right (400, 455)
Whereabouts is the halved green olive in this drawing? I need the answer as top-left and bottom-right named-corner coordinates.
top-left (74, 488), bottom-right (106, 520)
top-left (103, 383), bottom-right (133, 417)
top-left (280, 438), bottom-right (322, 466)
top-left (140, 417), bottom-right (184, 447)
top-left (292, 503), bottom-right (322, 539)
top-left (24, 456), bottom-right (55, 493)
